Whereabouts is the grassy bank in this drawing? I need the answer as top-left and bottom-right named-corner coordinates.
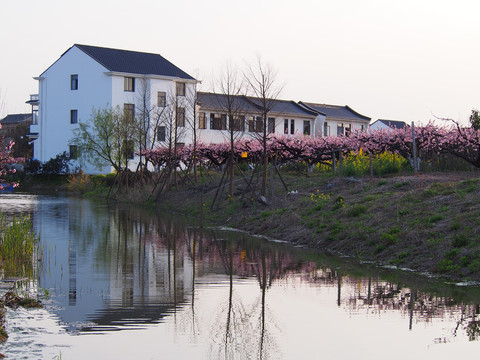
top-left (21, 165), bottom-right (480, 281)
top-left (147, 170), bottom-right (480, 282)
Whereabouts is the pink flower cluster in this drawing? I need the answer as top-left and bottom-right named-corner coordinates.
top-left (142, 122), bottom-right (480, 169)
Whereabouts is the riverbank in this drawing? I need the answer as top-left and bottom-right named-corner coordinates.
top-left (148, 170), bottom-right (480, 282)
top-left (16, 169), bottom-right (480, 281)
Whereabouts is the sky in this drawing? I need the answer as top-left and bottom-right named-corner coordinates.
top-left (1, 0), bottom-right (479, 125)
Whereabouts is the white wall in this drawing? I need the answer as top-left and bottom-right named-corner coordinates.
top-left (37, 46), bottom-right (112, 173)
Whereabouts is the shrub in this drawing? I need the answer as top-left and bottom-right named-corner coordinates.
top-left (346, 204), bottom-right (367, 217)
top-left (41, 152), bottom-right (71, 175)
top-left (67, 170), bottom-right (94, 193)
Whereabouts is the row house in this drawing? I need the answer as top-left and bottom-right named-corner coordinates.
top-left (196, 92), bottom-right (322, 143)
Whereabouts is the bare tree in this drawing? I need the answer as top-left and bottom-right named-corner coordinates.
top-left (244, 56), bottom-right (283, 196)
top-left (185, 79), bottom-right (201, 182)
top-left (213, 63), bottom-right (247, 197)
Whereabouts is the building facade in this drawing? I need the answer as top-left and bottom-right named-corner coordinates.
top-left (31, 44), bottom-right (196, 174)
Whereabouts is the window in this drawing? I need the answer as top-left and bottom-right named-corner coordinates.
top-left (210, 113), bottom-right (227, 130)
top-left (290, 119), bottom-right (295, 134)
top-left (345, 123), bottom-right (351, 136)
top-left (199, 112), bottom-right (206, 129)
top-left (157, 91), bottom-right (166, 107)
top-left (70, 109), bottom-right (78, 124)
top-left (249, 116), bottom-right (263, 132)
top-left (324, 121), bottom-right (330, 136)
top-left (284, 119), bottom-right (289, 134)
top-left (268, 118), bottom-right (275, 134)
top-left (157, 126), bottom-right (166, 142)
top-left (71, 74), bottom-right (78, 90)
top-left (123, 140), bottom-right (134, 160)
top-left (303, 120), bottom-right (311, 135)
top-left (176, 82), bottom-right (185, 96)
top-left (69, 145), bottom-right (78, 159)
top-left (361, 124), bottom-right (365, 131)
top-left (124, 77), bottom-right (135, 92)
top-left (230, 115), bottom-right (245, 132)
top-left (176, 107), bottom-right (185, 127)
top-left (124, 104), bottom-right (135, 121)
top-left (337, 123), bottom-right (344, 136)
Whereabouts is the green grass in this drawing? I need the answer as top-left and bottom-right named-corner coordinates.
top-left (0, 214), bottom-right (37, 277)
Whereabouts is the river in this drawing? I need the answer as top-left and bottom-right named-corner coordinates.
top-left (0, 193), bottom-right (480, 359)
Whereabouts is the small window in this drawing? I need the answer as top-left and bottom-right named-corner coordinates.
top-left (71, 74), bottom-right (78, 90)
top-left (324, 122), bottom-right (330, 137)
top-left (337, 123), bottom-right (344, 136)
top-left (157, 91), bottom-right (166, 107)
top-left (176, 107), bottom-right (185, 127)
top-left (345, 123), bottom-right (351, 136)
top-left (199, 112), bottom-right (206, 129)
top-left (157, 126), bottom-right (166, 142)
top-left (210, 113), bottom-right (227, 130)
top-left (69, 145), bottom-right (78, 159)
top-left (284, 119), bottom-right (289, 134)
top-left (268, 118), bottom-right (275, 134)
top-left (176, 82), bottom-right (185, 96)
top-left (70, 109), bottom-right (78, 124)
top-left (249, 116), bottom-right (263, 132)
top-left (230, 115), bottom-right (245, 132)
top-left (124, 104), bottom-right (135, 121)
top-left (290, 119), bottom-right (295, 135)
top-left (123, 140), bottom-right (134, 160)
top-left (124, 77), bottom-right (135, 92)
top-left (303, 120), bottom-right (311, 135)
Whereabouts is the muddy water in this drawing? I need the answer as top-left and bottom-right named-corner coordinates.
top-left (1, 193), bottom-right (480, 359)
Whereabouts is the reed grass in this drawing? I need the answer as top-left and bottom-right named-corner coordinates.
top-left (0, 213), bottom-right (37, 277)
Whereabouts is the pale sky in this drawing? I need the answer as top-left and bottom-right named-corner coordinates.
top-left (1, 0), bottom-right (479, 124)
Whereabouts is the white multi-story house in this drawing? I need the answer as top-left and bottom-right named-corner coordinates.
top-left (30, 44), bottom-right (196, 174)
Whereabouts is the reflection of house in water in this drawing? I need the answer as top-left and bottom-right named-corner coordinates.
top-left (35, 197), bottom-right (195, 330)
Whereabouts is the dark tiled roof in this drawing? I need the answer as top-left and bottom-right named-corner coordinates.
top-left (198, 92), bottom-right (261, 113)
top-left (0, 113), bottom-right (32, 125)
top-left (299, 102), bottom-right (371, 122)
top-left (45, 44), bottom-right (195, 80)
top-left (375, 119), bottom-right (408, 129)
top-left (198, 93), bottom-right (317, 118)
top-left (247, 97), bottom-right (318, 117)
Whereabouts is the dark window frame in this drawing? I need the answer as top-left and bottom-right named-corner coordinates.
top-left (290, 119), bottom-right (295, 135)
top-left (176, 107), bottom-right (185, 127)
top-left (69, 145), bottom-right (78, 159)
top-left (70, 109), bottom-right (78, 124)
top-left (157, 91), bottom-right (166, 107)
top-left (268, 117), bottom-right (275, 134)
top-left (124, 103), bottom-right (135, 122)
top-left (157, 126), bottom-right (166, 142)
top-left (124, 77), bottom-right (135, 92)
top-left (199, 112), bottom-right (206, 129)
top-left (71, 74), bottom-right (78, 90)
top-left (210, 113), bottom-right (227, 130)
top-left (176, 82), bottom-right (185, 96)
top-left (303, 120), bottom-right (311, 135)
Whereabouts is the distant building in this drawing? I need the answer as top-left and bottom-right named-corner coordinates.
top-left (299, 102), bottom-right (371, 137)
top-left (0, 113), bottom-right (33, 158)
top-left (369, 119), bottom-right (408, 131)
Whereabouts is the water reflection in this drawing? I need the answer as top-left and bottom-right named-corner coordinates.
top-left (2, 194), bottom-right (480, 359)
